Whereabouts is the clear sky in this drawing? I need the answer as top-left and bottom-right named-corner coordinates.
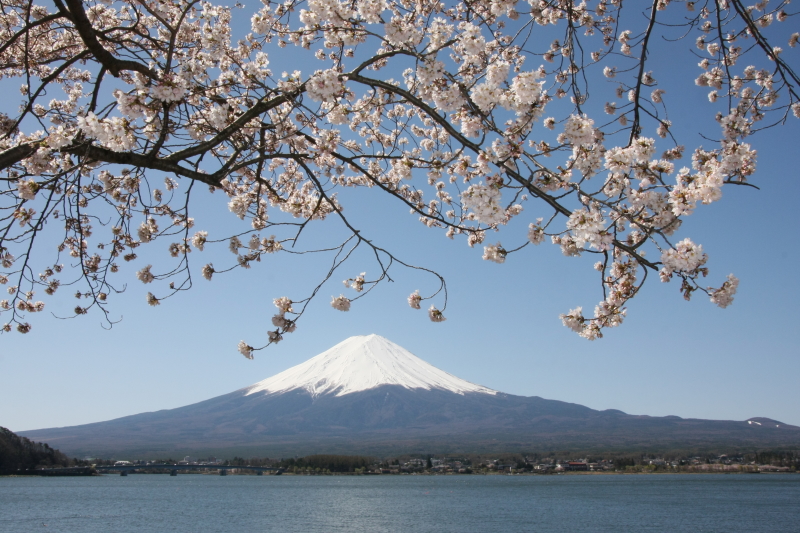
top-left (1, 2), bottom-right (799, 434)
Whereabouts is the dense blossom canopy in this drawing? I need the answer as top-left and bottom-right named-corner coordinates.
top-left (0, 0), bottom-right (798, 353)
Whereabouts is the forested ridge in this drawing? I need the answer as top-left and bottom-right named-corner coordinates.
top-left (0, 426), bottom-right (72, 474)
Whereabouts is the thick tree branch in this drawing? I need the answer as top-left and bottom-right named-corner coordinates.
top-left (60, 0), bottom-right (158, 79)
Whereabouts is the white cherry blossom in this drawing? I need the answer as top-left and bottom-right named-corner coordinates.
top-left (0, 0), bottom-right (793, 348)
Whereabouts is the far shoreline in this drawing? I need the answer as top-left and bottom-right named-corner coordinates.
top-left (3, 470), bottom-right (798, 479)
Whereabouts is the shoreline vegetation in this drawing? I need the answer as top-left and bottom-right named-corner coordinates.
top-left (41, 452), bottom-right (798, 477)
top-left (2, 425), bottom-right (798, 477)
top-left (0, 426), bottom-right (89, 476)
top-left (4, 469), bottom-right (799, 478)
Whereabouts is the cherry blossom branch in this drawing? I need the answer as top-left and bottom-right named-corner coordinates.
top-left (628, 1), bottom-right (659, 145)
top-left (59, 0), bottom-right (159, 79)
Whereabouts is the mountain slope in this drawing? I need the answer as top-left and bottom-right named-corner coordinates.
top-left (19, 335), bottom-right (800, 457)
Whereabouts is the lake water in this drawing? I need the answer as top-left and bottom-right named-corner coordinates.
top-left (1, 473), bottom-right (798, 532)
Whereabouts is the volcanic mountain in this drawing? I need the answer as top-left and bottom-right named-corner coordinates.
top-left (20, 335), bottom-right (800, 457)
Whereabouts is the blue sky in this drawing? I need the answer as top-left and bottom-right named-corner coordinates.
top-left (1, 2), bottom-right (799, 434)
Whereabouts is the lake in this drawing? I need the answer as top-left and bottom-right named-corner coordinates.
top-left (1, 473), bottom-right (798, 532)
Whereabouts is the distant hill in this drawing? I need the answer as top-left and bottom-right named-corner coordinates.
top-left (20, 335), bottom-right (800, 458)
top-left (0, 426), bottom-right (72, 474)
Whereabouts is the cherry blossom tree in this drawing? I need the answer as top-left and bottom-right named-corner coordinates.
top-left (0, 0), bottom-right (797, 355)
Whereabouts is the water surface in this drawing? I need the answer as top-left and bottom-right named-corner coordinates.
top-left (1, 473), bottom-right (798, 532)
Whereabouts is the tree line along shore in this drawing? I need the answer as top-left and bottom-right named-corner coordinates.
top-left (2, 427), bottom-right (798, 476)
top-left (0, 427), bottom-right (90, 475)
top-left (67, 451), bottom-right (800, 476)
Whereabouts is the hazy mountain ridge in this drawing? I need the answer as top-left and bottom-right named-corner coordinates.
top-left (19, 335), bottom-right (800, 457)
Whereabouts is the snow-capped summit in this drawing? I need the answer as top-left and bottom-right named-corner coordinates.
top-left (245, 334), bottom-right (497, 398)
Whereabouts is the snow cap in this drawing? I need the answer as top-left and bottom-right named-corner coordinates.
top-left (245, 334), bottom-right (497, 398)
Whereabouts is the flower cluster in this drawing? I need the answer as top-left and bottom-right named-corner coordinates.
top-left (428, 305), bottom-right (446, 323)
top-left (709, 274), bottom-right (739, 309)
top-left (461, 183), bottom-right (505, 226)
top-left (330, 295), bottom-right (351, 312)
top-left (660, 238), bottom-right (708, 279)
top-left (271, 297), bottom-right (297, 331)
top-left (482, 243), bottom-right (507, 264)
top-left (17, 180), bottom-right (38, 201)
top-left (344, 272), bottom-right (366, 292)
top-left (562, 115), bottom-right (596, 147)
top-left (238, 341), bottom-right (254, 359)
top-left (77, 112), bottom-right (136, 152)
top-left (566, 207), bottom-right (612, 251)
top-left (407, 290), bottom-right (422, 309)
top-left (306, 69), bottom-right (345, 102)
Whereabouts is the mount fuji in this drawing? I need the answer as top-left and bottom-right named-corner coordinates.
top-left (20, 335), bottom-right (800, 457)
